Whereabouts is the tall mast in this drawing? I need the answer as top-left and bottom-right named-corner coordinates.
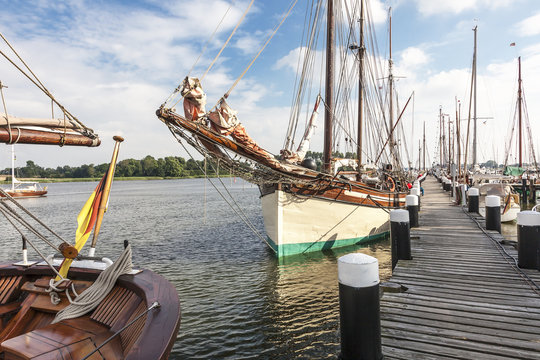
top-left (388, 8), bottom-right (395, 159)
top-left (442, 112), bottom-right (446, 168)
top-left (456, 98), bottom-right (461, 179)
top-left (472, 25), bottom-right (478, 168)
top-left (11, 145), bottom-right (15, 191)
top-left (418, 140), bottom-right (421, 170)
top-left (448, 114), bottom-right (452, 171)
top-left (439, 106), bottom-right (443, 166)
top-left (323, 0), bottom-right (335, 174)
top-left (423, 121), bottom-right (426, 171)
top-left (518, 56), bottom-right (523, 168)
top-left (356, 0), bottom-right (365, 174)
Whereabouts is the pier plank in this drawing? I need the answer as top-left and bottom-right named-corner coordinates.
top-left (381, 176), bottom-right (540, 359)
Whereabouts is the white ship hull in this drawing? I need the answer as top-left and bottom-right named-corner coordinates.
top-left (261, 189), bottom-right (391, 257)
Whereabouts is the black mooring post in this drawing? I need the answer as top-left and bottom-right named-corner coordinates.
top-left (468, 188), bottom-right (479, 213)
top-left (338, 253), bottom-right (382, 360)
top-left (406, 195), bottom-right (419, 228)
top-left (517, 211), bottom-right (540, 269)
top-left (391, 209), bottom-right (411, 270)
top-left (485, 195), bottom-right (501, 233)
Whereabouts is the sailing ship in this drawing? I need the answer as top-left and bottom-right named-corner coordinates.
top-left (0, 34), bottom-right (180, 358)
top-left (1, 145), bottom-right (48, 198)
top-left (157, 0), bottom-right (410, 257)
top-left (503, 56), bottom-right (538, 175)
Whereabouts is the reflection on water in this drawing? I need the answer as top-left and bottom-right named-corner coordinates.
top-left (0, 178), bottom-right (392, 359)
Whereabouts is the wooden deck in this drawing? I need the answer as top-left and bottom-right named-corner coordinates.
top-left (381, 176), bottom-right (540, 360)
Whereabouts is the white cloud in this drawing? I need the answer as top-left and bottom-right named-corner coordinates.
top-left (398, 47), bottom-right (430, 72)
top-left (414, 0), bottom-right (513, 16)
top-left (515, 12), bottom-right (540, 36)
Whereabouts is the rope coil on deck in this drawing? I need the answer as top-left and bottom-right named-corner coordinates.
top-left (52, 244), bottom-right (133, 324)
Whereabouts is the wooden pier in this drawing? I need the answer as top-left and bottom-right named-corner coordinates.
top-left (381, 176), bottom-right (540, 359)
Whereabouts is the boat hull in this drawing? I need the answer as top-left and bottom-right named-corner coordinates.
top-left (0, 262), bottom-right (180, 359)
top-left (2, 190), bottom-right (47, 198)
top-left (261, 188), bottom-right (392, 257)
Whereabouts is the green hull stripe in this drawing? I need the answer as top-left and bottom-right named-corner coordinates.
top-left (267, 232), bottom-right (389, 257)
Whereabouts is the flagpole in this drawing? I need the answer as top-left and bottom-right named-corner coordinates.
top-left (89, 135), bottom-right (124, 256)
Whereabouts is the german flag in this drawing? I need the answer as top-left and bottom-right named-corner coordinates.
top-left (56, 171), bottom-right (108, 279)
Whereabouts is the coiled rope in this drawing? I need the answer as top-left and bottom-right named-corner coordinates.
top-left (52, 244), bottom-right (133, 324)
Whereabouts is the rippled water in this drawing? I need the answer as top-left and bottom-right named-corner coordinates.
top-left (0, 178), bottom-right (392, 359)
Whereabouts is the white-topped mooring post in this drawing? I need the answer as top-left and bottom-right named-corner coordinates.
top-left (390, 209), bottom-right (412, 270)
top-left (517, 211), bottom-right (540, 269)
top-left (460, 184), bottom-right (467, 206)
top-left (468, 187), bottom-right (479, 213)
top-left (22, 236), bottom-right (28, 265)
top-left (410, 187), bottom-right (421, 208)
top-left (338, 253), bottom-right (382, 360)
top-left (485, 195), bottom-right (501, 233)
top-left (406, 195), bottom-right (419, 228)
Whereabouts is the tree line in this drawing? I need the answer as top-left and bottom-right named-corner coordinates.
top-left (0, 155), bottom-right (230, 179)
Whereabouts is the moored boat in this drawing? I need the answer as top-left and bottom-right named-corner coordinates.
top-left (475, 181), bottom-right (520, 222)
top-left (157, 0), bottom-right (411, 257)
top-left (1, 32), bottom-right (181, 358)
top-left (0, 259), bottom-right (180, 359)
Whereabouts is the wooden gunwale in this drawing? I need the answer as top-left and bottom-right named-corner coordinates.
top-left (0, 263), bottom-right (180, 360)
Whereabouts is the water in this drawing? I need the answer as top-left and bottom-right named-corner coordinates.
top-left (0, 178), bottom-right (392, 359)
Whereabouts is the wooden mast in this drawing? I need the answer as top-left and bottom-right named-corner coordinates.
top-left (356, 0), bottom-right (365, 175)
top-left (423, 121), bottom-right (426, 171)
top-left (388, 8), bottom-right (395, 165)
top-left (323, 0), bottom-right (335, 174)
top-left (518, 56), bottom-right (523, 168)
top-left (472, 25), bottom-right (478, 168)
top-left (439, 106), bottom-right (443, 167)
top-left (89, 136), bottom-right (124, 256)
top-left (11, 144), bottom-right (15, 192)
top-left (456, 98), bottom-right (461, 179)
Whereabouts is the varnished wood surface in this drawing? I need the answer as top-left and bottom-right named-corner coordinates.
top-left (0, 128), bottom-right (100, 147)
top-left (0, 264), bottom-right (180, 359)
top-left (381, 176), bottom-right (540, 359)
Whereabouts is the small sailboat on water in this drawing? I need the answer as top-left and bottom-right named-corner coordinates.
top-left (1, 145), bottom-right (47, 198)
top-left (157, 0), bottom-right (413, 257)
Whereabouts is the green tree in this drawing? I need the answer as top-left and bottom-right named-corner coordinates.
top-left (116, 159), bottom-right (142, 177)
top-left (164, 156), bottom-right (182, 177)
top-left (141, 155), bottom-right (158, 176)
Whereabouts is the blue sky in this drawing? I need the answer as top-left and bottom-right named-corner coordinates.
top-left (1, 0), bottom-right (539, 170)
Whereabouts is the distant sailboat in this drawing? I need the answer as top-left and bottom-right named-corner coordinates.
top-left (1, 145), bottom-right (48, 198)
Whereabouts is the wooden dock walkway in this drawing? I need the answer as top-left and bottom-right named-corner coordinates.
top-left (381, 176), bottom-right (540, 359)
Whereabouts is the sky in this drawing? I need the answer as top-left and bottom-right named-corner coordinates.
top-left (1, 0), bottom-right (539, 171)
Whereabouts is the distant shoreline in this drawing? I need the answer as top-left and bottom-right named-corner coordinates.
top-left (0, 175), bottom-right (232, 183)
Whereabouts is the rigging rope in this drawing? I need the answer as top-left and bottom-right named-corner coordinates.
top-left (0, 81), bottom-right (12, 143)
top-left (0, 32), bottom-right (95, 137)
top-left (0, 205), bottom-right (65, 279)
top-left (169, 127), bottom-right (272, 248)
top-left (0, 187), bottom-right (70, 245)
top-left (202, 0), bottom-right (254, 82)
top-left (189, 0), bottom-right (236, 78)
top-left (222, 0), bottom-right (299, 100)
